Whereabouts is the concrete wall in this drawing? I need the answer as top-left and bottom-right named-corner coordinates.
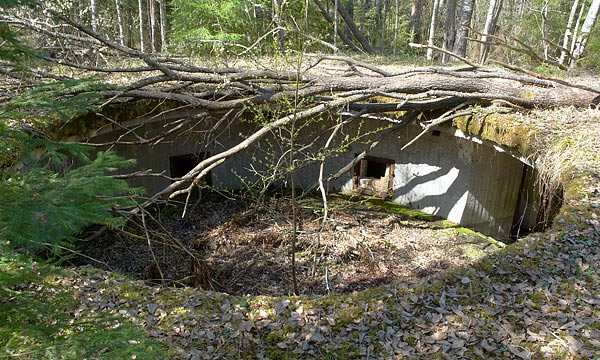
top-left (361, 125), bottom-right (526, 239)
top-left (92, 114), bottom-right (538, 240)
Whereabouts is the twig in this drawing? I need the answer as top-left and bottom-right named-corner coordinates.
top-left (409, 43), bottom-right (480, 68)
top-left (401, 106), bottom-right (473, 151)
top-left (491, 61), bottom-right (600, 95)
top-left (140, 207), bottom-right (164, 283)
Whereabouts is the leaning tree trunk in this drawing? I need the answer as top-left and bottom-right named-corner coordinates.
top-left (442, 0), bottom-right (457, 63)
top-left (480, 0), bottom-right (503, 64)
top-left (572, 0), bottom-right (600, 63)
top-left (560, 0), bottom-right (581, 64)
top-left (332, 0), bottom-right (376, 53)
top-left (426, 0), bottom-right (441, 60)
top-left (453, 0), bottom-right (476, 58)
top-left (312, 0), bottom-right (363, 52)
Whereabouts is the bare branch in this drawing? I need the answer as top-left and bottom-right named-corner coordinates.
top-left (409, 43), bottom-right (479, 68)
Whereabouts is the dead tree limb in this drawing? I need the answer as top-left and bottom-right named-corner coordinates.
top-left (328, 111), bottom-right (419, 181)
top-left (140, 93), bottom-right (371, 206)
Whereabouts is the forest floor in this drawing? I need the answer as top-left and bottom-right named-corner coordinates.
top-left (78, 194), bottom-right (503, 297)
top-left (1, 107), bottom-right (599, 359)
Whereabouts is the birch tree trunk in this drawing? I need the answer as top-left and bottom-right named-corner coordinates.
top-left (147, 0), bottom-right (156, 53)
top-left (560, 0), bottom-right (581, 64)
top-left (572, 0), bottom-right (600, 63)
top-left (453, 0), bottom-right (476, 57)
top-left (571, 0), bottom-right (588, 55)
top-left (480, 0), bottom-right (503, 64)
top-left (334, 0), bottom-right (339, 50)
top-left (426, 0), bottom-right (441, 60)
top-left (115, 0), bottom-right (125, 46)
top-left (442, 0), bottom-right (457, 63)
top-left (90, 0), bottom-right (99, 32)
top-left (541, 0), bottom-right (550, 60)
top-left (138, 0), bottom-right (146, 52)
top-left (158, 0), bottom-right (167, 52)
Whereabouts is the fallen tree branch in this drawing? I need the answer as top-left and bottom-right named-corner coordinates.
top-left (409, 43), bottom-right (480, 68)
top-left (328, 111), bottom-right (419, 181)
top-left (401, 107), bottom-right (474, 151)
top-left (141, 93), bottom-right (371, 206)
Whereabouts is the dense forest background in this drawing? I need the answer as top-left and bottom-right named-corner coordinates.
top-left (3, 0), bottom-right (600, 68)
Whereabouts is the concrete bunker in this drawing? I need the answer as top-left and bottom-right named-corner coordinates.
top-left (70, 106), bottom-right (562, 242)
top-left (345, 124), bottom-right (562, 241)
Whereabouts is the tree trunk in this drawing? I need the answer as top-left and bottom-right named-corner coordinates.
top-left (442, 0), bottom-right (457, 63)
top-left (410, 0), bottom-right (423, 44)
top-left (73, 0), bottom-right (81, 23)
top-left (272, 0), bottom-right (286, 54)
top-left (332, 0), bottom-right (376, 53)
top-left (90, 0), bottom-right (99, 32)
top-left (541, 0), bottom-right (550, 60)
top-left (158, 0), bottom-right (167, 52)
top-left (115, 0), bottom-right (125, 46)
top-left (572, 0), bottom-right (600, 62)
top-left (453, 0), bottom-right (476, 57)
top-left (560, 0), bottom-right (581, 64)
top-left (312, 0), bottom-right (363, 52)
top-left (138, 0), bottom-right (146, 52)
top-left (480, 0), bottom-right (503, 64)
top-left (334, 0), bottom-right (339, 50)
top-left (147, 0), bottom-right (156, 53)
top-left (305, 0), bottom-right (310, 37)
top-left (380, 0), bottom-right (387, 53)
top-left (393, 0), bottom-right (400, 54)
top-left (426, 0), bottom-right (441, 60)
top-left (571, 0), bottom-right (588, 55)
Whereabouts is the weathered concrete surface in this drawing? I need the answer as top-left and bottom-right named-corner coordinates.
top-left (363, 125), bottom-right (528, 239)
top-left (90, 113), bottom-right (544, 240)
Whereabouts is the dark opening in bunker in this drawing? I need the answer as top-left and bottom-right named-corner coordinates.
top-left (169, 153), bottom-right (212, 186)
top-left (366, 161), bottom-right (387, 178)
top-left (353, 156), bottom-right (394, 198)
top-left (510, 165), bottom-right (563, 240)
